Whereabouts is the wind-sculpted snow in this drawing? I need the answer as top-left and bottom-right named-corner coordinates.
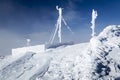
top-left (41, 43), bottom-right (93, 80)
top-left (0, 25), bottom-right (120, 80)
top-left (0, 52), bottom-right (51, 80)
top-left (0, 52), bottom-right (35, 80)
top-left (90, 25), bottom-right (120, 80)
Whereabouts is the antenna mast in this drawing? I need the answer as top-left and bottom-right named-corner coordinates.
top-left (91, 9), bottom-right (98, 37)
top-left (50, 6), bottom-right (73, 44)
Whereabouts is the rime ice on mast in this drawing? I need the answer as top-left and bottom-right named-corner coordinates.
top-left (49, 6), bottom-right (73, 44)
top-left (91, 9), bottom-right (98, 37)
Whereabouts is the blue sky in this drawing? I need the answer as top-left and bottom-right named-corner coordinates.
top-left (0, 0), bottom-right (120, 55)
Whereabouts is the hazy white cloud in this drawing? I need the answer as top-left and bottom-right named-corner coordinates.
top-left (67, 0), bottom-right (83, 9)
top-left (0, 29), bottom-right (25, 55)
top-left (29, 32), bottom-right (50, 45)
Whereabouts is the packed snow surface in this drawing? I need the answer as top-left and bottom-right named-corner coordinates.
top-left (0, 25), bottom-right (120, 80)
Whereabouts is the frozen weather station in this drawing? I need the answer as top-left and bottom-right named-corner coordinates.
top-left (12, 6), bottom-right (74, 56)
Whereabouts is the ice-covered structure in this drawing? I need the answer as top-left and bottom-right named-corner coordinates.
top-left (49, 6), bottom-right (73, 44)
top-left (46, 6), bottom-right (74, 49)
top-left (91, 9), bottom-right (98, 37)
top-left (12, 45), bottom-right (45, 57)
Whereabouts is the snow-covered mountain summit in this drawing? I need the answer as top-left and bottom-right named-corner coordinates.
top-left (0, 25), bottom-right (120, 80)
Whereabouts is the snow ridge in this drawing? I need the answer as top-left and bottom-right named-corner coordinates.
top-left (90, 25), bottom-right (120, 80)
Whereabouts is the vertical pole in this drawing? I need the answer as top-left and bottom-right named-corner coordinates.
top-left (91, 9), bottom-right (98, 37)
top-left (50, 6), bottom-right (73, 44)
top-left (56, 6), bottom-right (62, 43)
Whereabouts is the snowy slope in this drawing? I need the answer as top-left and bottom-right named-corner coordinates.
top-left (90, 25), bottom-right (120, 80)
top-left (0, 25), bottom-right (120, 80)
top-left (0, 43), bottom-right (90, 80)
top-left (42, 43), bottom-right (93, 80)
top-left (0, 52), bottom-right (51, 80)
